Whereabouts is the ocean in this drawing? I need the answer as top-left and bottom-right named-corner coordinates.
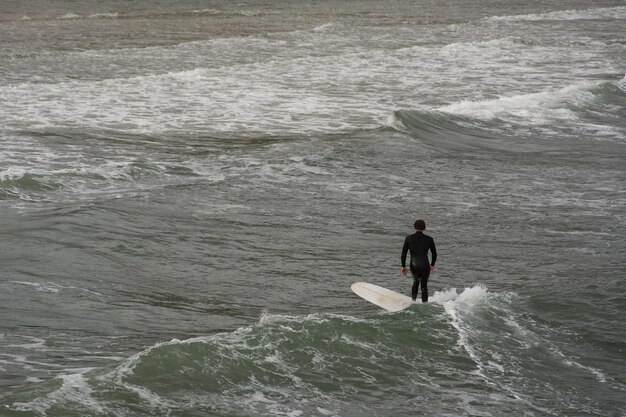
top-left (1, 0), bottom-right (625, 416)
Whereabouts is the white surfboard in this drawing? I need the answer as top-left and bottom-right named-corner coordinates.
top-left (351, 282), bottom-right (413, 312)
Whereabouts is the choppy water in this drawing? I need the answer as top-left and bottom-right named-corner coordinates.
top-left (1, 0), bottom-right (625, 416)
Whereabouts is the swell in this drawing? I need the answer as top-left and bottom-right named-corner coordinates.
top-left (486, 5), bottom-right (626, 23)
top-left (0, 7), bottom-right (275, 23)
top-left (389, 80), bottom-right (626, 150)
top-left (388, 109), bottom-right (543, 153)
top-left (0, 128), bottom-right (208, 205)
top-left (0, 124), bottom-right (383, 207)
top-left (1, 286), bottom-right (615, 416)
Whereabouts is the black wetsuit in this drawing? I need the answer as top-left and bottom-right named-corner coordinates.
top-left (401, 231), bottom-right (437, 302)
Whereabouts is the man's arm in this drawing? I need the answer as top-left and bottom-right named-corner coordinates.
top-left (400, 238), bottom-right (410, 276)
top-left (401, 238), bottom-right (409, 268)
top-left (430, 238), bottom-right (437, 267)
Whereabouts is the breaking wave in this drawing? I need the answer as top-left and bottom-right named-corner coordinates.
top-left (389, 80), bottom-right (626, 147)
top-left (1, 285), bottom-right (610, 416)
top-left (487, 6), bottom-right (626, 22)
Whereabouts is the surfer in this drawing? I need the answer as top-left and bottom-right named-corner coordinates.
top-left (401, 219), bottom-right (437, 302)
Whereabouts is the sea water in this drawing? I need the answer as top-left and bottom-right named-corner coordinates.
top-left (0, 0), bottom-right (625, 416)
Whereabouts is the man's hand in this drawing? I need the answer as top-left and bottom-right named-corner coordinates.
top-left (430, 265), bottom-right (435, 272)
top-left (400, 267), bottom-right (408, 277)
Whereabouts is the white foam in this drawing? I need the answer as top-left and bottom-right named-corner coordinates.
top-left (259, 312), bottom-right (331, 326)
top-left (312, 22), bottom-right (339, 32)
top-left (6, 336), bottom-right (47, 350)
top-left (487, 6), bottom-right (626, 22)
top-left (105, 344), bottom-right (176, 412)
top-left (0, 17), bottom-right (617, 140)
top-left (59, 13), bottom-right (81, 20)
top-left (550, 347), bottom-right (608, 383)
top-left (0, 45), bottom-right (398, 137)
top-left (56, 372), bottom-right (104, 411)
top-left (258, 312), bottom-right (371, 326)
top-left (2, 0), bottom-right (622, 143)
top-left (437, 83), bottom-right (598, 124)
top-left (441, 36), bottom-right (523, 52)
top-left (264, 353), bottom-right (282, 364)
top-left (455, 285), bottom-right (490, 303)
top-left (429, 287), bottom-right (461, 303)
top-left (434, 285), bottom-right (499, 380)
top-left (442, 301), bottom-right (483, 372)
top-left (9, 281), bottom-right (104, 298)
top-left (430, 285), bottom-right (489, 304)
top-left (88, 13), bottom-right (119, 19)
top-left (563, 359), bottom-right (607, 383)
top-left (339, 334), bottom-right (380, 352)
top-left (0, 130), bottom-right (231, 206)
top-left (11, 369), bottom-right (104, 415)
top-left (384, 111), bottom-right (414, 134)
top-left (240, 390), bottom-right (305, 417)
top-left (503, 318), bottom-right (536, 349)
top-left (545, 229), bottom-right (611, 236)
top-left (0, 352), bottom-right (66, 370)
top-left (0, 167), bottom-right (29, 181)
top-left (10, 281), bottom-right (61, 293)
top-left (191, 8), bottom-right (222, 15)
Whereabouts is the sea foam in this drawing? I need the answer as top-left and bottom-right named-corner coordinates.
top-left (437, 83), bottom-right (598, 124)
top-left (487, 6), bottom-right (626, 22)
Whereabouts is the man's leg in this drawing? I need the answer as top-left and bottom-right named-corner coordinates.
top-left (411, 276), bottom-right (420, 301)
top-left (421, 276), bottom-right (429, 303)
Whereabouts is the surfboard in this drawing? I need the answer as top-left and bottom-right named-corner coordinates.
top-left (351, 282), bottom-right (413, 312)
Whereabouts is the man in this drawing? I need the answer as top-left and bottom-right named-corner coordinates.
top-left (400, 219), bottom-right (437, 302)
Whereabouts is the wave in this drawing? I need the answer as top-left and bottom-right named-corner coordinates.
top-left (7, 7), bottom-right (273, 23)
top-left (441, 81), bottom-right (626, 139)
top-left (438, 83), bottom-right (597, 123)
top-left (0, 169), bottom-right (61, 192)
top-left (390, 80), bottom-right (626, 148)
top-left (440, 36), bottom-right (536, 52)
top-left (3, 12), bottom-right (120, 22)
top-left (9, 280), bottom-right (104, 298)
top-left (0, 54), bottom-right (387, 137)
top-left (388, 109), bottom-right (544, 152)
top-left (62, 12), bottom-right (121, 21)
top-left (0, 136), bottom-right (224, 205)
top-left (487, 6), bottom-right (626, 22)
top-left (1, 126), bottom-right (364, 206)
top-left (1, 285), bottom-right (614, 416)
top-left (1, 17), bottom-right (343, 64)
